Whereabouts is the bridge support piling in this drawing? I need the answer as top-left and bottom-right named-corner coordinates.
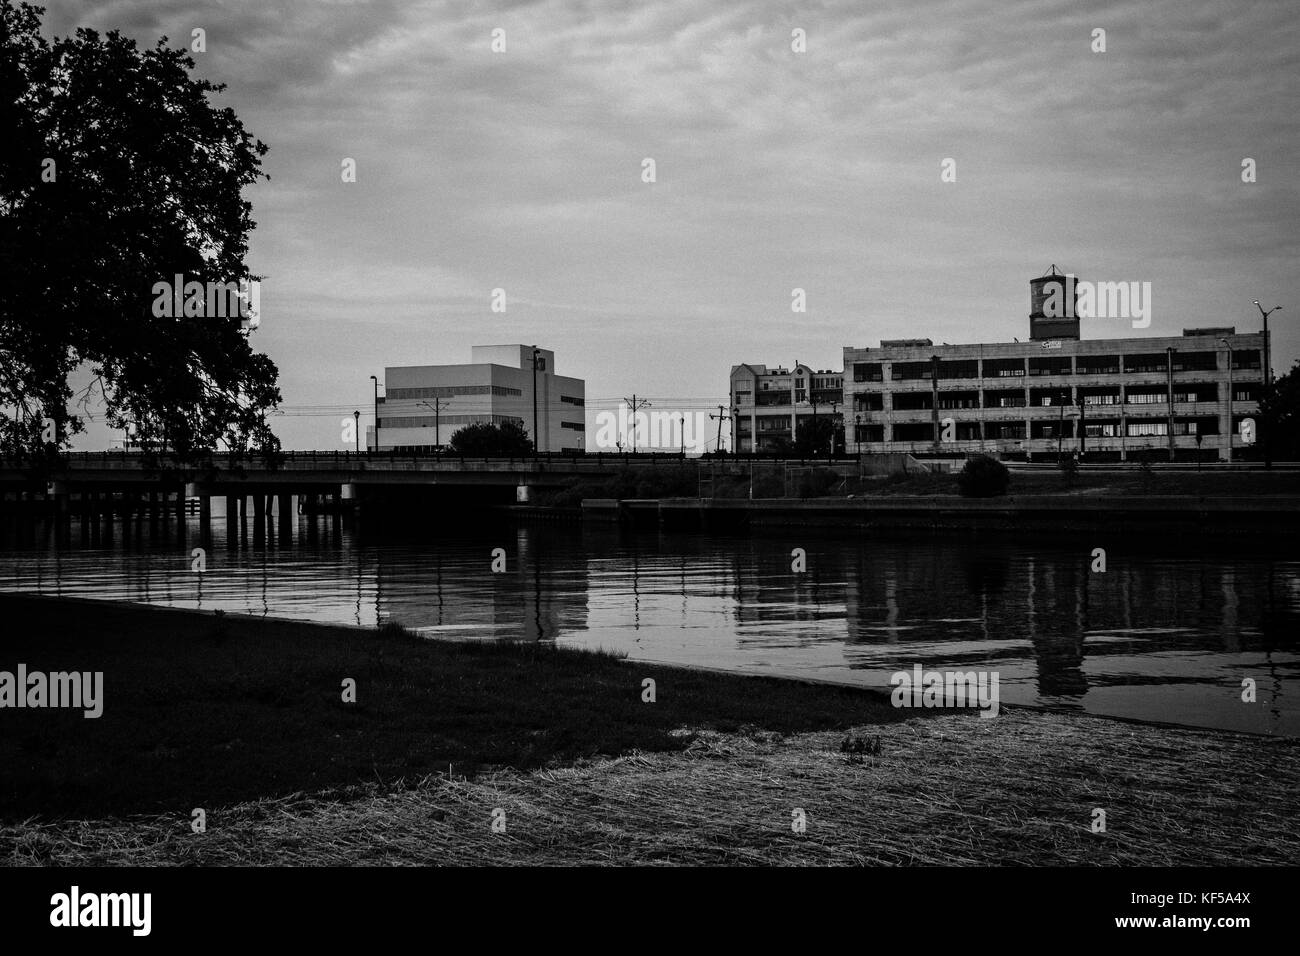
top-left (278, 494), bottom-right (292, 544)
top-left (252, 493), bottom-right (266, 547)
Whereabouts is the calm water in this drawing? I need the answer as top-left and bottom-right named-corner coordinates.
top-left (1, 513), bottom-right (1297, 736)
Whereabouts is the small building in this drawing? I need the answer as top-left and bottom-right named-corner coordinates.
top-left (729, 363), bottom-right (845, 453)
top-left (368, 345), bottom-right (585, 453)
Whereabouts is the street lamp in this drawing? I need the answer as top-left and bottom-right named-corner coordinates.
top-left (1253, 300), bottom-right (1281, 387)
top-left (352, 410), bottom-right (360, 453)
top-left (369, 375), bottom-right (379, 454)
top-left (1253, 301), bottom-right (1281, 470)
top-left (531, 346), bottom-right (541, 457)
top-left (1219, 337), bottom-right (1233, 462)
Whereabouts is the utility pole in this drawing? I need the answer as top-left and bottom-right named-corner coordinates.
top-left (1166, 346), bottom-right (1177, 463)
top-left (419, 398), bottom-right (454, 448)
top-left (709, 405), bottom-right (731, 457)
top-left (1079, 395), bottom-right (1087, 458)
top-left (829, 400), bottom-right (840, 464)
top-left (531, 346), bottom-right (541, 457)
top-left (369, 375), bottom-right (379, 454)
top-left (1220, 337), bottom-right (1233, 463)
top-left (1253, 301), bottom-right (1281, 469)
top-left (624, 394), bottom-right (652, 454)
top-left (1253, 301), bottom-right (1281, 388)
top-left (1057, 402), bottom-right (1064, 460)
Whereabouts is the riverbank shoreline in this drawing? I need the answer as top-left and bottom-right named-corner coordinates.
top-left (2, 593), bottom-right (1297, 865)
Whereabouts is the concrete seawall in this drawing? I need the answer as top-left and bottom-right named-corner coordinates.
top-left (579, 495), bottom-right (1300, 535)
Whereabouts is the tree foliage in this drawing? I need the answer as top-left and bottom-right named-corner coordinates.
top-left (957, 454), bottom-right (1010, 497)
top-left (1258, 361), bottom-right (1300, 462)
top-left (0, 1), bottom-right (279, 470)
top-left (794, 416), bottom-right (835, 457)
top-left (448, 421), bottom-right (534, 456)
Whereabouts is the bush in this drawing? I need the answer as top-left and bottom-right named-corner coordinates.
top-left (957, 454), bottom-right (1010, 498)
top-left (1058, 455), bottom-right (1079, 485)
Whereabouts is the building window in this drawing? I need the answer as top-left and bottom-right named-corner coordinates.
top-left (560, 395), bottom-right (585, 406)
top-left (1173, 352), bottom-right (1216, 372)
top-left (853, 363), bottom-right (883, 382)
top-left (936, 359), bottom-right (979, 379)
top-left (984, 358), bottom-right (1026, 378)
top-left (1126, 393), bottom-right (1166, 405)
top-left (1028, 357), bottom-right (1072, 376)
top-left (1123, 353), bottom-right (1167, 374)
top-left (1127, 421), bottom-right (1168, 437)
top-left (892, 361), bottom-right (933, 381)
top-left (561, 421), bottom-right (585, 431)
top-left (1081, 392), bottom-right (1120, 405)
top-left (1077, 355), bottom-right (1120, 375)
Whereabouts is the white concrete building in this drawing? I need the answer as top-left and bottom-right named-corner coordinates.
top-left (367, 345), bottom-right (585, 453)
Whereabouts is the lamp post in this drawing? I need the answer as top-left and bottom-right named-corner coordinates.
top-left (369, 375), bottom-right (379, 454)
top-left (855, 413), bottom-right (862, 465)
top-left (829, 400), bottom-right (840, 464)
top-left (531, 346), bottom-right (541, 457)
top-left (1220, 337), bottom-right (1233, 463)
top-left (1253, 301), bottom-right (1281, 469)
top-left (1253, 301), bottom-right (1281, 387)
top-left (1057, 402), bottom-right (1065, 460)
top-left (352, 410), bottom-right (360, 453)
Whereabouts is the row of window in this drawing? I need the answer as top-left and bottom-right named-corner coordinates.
top-left (852, 351), bottom-right (1261, 382)
top-left (560, 395), bottom-right (585, 406)
top-left (864, 419), bottom-right (1223, 442)
top-left (848, 385), bottom-right (1254, 412)
top-left (386, 385), bottom-right (524, 399)
top-left (379, 414), bottom-right (524, 428)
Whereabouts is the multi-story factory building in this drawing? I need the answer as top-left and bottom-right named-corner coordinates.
top-left (733, 270), bottom-right (1267, 462)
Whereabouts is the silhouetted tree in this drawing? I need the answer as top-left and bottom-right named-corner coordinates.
top-left (957, 454), bottom-right (1010, 497)
top-left (794, 416), bottom-right (834, 457)
top-left (448, 421), bottom-right (533, 456)
top-left (0, 1), bottom-right (279, 469)
top-left (1258, 361), bottom-right (1300, 462)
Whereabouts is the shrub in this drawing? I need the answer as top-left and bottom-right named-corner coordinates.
top-left (957, 454), bottom-right (1010, 498)
top-left (1058, 455), bottom-right (1079, 485)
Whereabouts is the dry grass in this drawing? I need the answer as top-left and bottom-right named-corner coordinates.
top-left (4, 710), bottom-right (1296, 866)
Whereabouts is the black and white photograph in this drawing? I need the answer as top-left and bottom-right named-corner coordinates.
top-left (0, 0), bottom-right (1295, 938)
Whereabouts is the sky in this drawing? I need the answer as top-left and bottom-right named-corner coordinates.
top-left (40, 0), bottom-right (1300, 451)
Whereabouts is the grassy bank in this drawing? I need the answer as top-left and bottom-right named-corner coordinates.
top-left (0, 594), bottom-right (903, 820)
top-left (6, 711), bottom-right (1296, 865)
top-left (2, 594), bottom-right (1296, 865)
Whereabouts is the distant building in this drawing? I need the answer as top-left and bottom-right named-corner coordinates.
top-left (729, 363), bottom-right (845, 453)
top-left (368, 345), bottom-right (585, 453)
top-left (844, 328), bottom-right (1264, 462)
top-left (732, 270), bottom-right (1268, 462)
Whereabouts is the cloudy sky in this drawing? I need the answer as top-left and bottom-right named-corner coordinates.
top-left (43, 0), bottom-right (1300, 450)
